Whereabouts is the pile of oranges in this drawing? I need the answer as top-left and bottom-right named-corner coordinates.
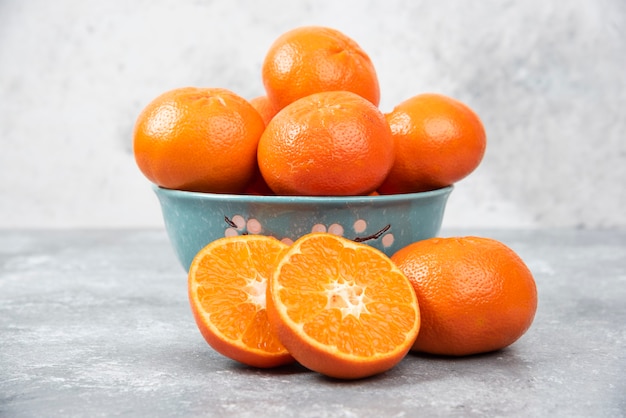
top-left (132, 26), bottom-right (537, 380)
top-left (187, 232), bottom-right (537, 380)
top-left (133, 26), bottom-right (486, 197)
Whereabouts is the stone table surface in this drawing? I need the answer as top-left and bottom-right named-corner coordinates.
top-left (1, 229), bottom-right (624, 417)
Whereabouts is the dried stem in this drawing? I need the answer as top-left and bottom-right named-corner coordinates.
top-left (353, 224), bottom-right (391, 243)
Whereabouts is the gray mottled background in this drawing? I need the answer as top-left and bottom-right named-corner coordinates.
top-left (1, 0), bottom-right (624, 229)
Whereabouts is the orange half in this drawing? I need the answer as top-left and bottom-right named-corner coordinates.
top-left (188, 235), bottom-right (294, 368)
top-left (267, 233), bottom-right (420, 379)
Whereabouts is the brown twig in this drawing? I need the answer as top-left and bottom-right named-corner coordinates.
top-left (354, 224), bottom-right (391, 242)
top-left (224, 216), bottom-right (237, 228)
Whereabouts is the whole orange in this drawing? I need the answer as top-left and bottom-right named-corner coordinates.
top-left (391, 236), bottom-right (537, 356)
top-left (262, 26), bottom-right (380, 111)
top-left (249, 95), bottom-right (279, 126)
top-left (257, 90), bottom-right (394, 196)
top-left (378, 93), bottom-right (486, 194)
top-left (133, 87), bottom-right (265, 193)
top-left (243, 167), bottom-right (275, 196)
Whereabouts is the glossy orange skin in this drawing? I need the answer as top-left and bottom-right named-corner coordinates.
top-left (133, 87), bottom-right (265, 193)
top-left (378, 93), bottom-right (486, 194)
top-left (262, 26), bottom-right (380, 111)
top-left (391, 236), bottom-right (537, 356)
top-left (249, 95), bottom-right (279, 126)
top-left (257, 91), bottom-right (394, 196)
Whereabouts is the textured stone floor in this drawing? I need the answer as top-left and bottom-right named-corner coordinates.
top-left (1, 229), bottom-right (624, 417)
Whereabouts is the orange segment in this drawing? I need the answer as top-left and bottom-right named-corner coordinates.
top-left (267, 233), bottom-right (420, 379)
top-left (188, 235), bottom-right (294, 368)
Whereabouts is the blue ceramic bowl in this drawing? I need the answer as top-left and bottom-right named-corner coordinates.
top-left (153, 185), bottom-right (453, 271)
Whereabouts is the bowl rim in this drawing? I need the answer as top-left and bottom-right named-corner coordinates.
top-left (151, 184), bottom-right (453, 204)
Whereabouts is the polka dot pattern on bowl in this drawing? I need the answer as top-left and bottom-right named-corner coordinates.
top-left (224, 215), bottom-right (394, 248)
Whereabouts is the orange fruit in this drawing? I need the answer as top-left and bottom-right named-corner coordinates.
top-left (267, 233), bottom-right (420, 379)
top-left (391, 236), bottom-right (537, 356)
top-left (188, 235), bottom-right (294, 368)
top-left (249, 95), bottom-right (279, 126)
top-left (257, 91), bottom-right (394, 196)
top-left (243, 168), bottom-right (275, 195)
top-left (133, 87), bottom-right (265, 193)
top-left (378, 93), bottom-right (487, 194)
top-left (262, 26), bottom-right (380, 111)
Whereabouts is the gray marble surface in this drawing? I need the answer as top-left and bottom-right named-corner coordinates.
top-left (1, 229), bottom-right (625, 417)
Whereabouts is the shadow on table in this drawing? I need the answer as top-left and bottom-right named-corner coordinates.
top-left (210, 345), bottom-right (533, 386)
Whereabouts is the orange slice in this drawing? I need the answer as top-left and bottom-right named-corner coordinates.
top-left (267, 233), bottom-right (420, 379)
top-left (188, 235), bottom-right (294, 368)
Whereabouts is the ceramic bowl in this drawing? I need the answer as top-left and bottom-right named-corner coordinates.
top-left (153, 185), bottom-right (453, 271)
